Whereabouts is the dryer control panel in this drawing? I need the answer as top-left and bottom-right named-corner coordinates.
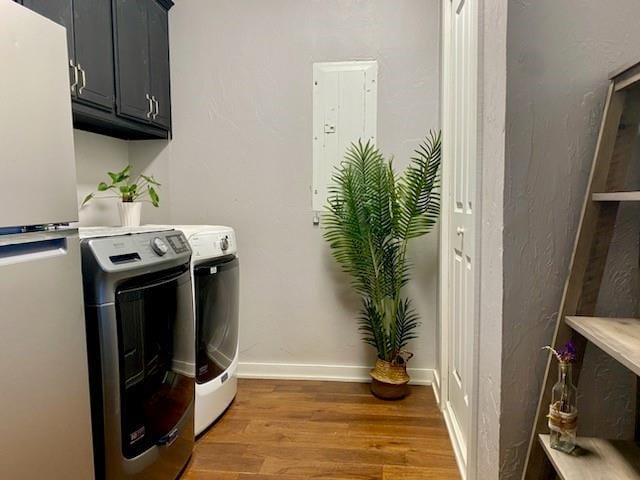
top-left (186, 229), bottom-right (237, 261)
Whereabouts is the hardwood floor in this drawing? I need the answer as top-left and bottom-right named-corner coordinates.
top-left (181, 379), bottom-right (460, 480)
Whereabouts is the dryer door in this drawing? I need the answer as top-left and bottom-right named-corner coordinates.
top-left (194, 256), bottom-right (239, 384)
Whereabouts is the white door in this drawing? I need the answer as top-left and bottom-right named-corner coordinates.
top-left (441, 0), bottom-right (478, 472)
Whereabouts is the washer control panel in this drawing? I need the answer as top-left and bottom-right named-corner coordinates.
top-left (166, 233), bottom-right (189, 254)
top-left (150, 237), bottom-right (169, 256)
top-left (85, 230), bottom-right (192, 272)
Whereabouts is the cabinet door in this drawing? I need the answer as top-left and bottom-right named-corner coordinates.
top-left (73, 0), bottom-right (114, 111)
top-left (21, 0), bottom-right (76, 94)
top-left (114, 0), bottom-right (152, 122)
top-left (148, 0), bottom-right (171, 129)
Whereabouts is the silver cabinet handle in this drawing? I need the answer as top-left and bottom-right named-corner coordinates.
top-left (69, 60), bottom-right (79, 94)
top-left (77, 64), bottom-right (86, 94)
top-left (456, 227), bottom-right (465, 236)
top-left (152, 96), bottom-right (159, 119)
top-left (146, 93), bottom-right (153, 118)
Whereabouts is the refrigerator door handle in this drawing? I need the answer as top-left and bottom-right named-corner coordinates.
top-left (0, 237), bottom-right (67, 267)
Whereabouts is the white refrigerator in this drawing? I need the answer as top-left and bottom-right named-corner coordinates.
top-left (0, 2), bottom-right (95, 479)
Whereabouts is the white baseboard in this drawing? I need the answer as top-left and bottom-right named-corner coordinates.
top-left (237, 361), bottom-right (434, 386)
top-left (441, 403), bottom-right (468, 480)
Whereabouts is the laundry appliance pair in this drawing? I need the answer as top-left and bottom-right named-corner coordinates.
top-left (80, 225), bottom-right (239, 480)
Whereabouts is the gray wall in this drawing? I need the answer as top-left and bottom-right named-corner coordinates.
top-left (502, 1), bottom-right (640, 478)
top-left (165, 0), bottom-right (441, 374)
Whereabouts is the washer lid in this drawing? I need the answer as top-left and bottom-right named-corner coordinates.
top-left (169, 225), bottom-right (235, 240)
top-left (79, 226), bottom-right (172, 239)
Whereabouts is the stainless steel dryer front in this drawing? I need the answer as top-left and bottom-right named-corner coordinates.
top-left (80, 228), bottom-right (195, 480)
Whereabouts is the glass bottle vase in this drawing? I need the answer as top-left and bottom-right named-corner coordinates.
top-left (548, 362), bottom-right (578, 453)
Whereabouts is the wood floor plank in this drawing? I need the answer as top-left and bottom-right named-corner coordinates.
top-left (182, 472), bottom-right (239, 480)
top-left (383, 465), bottom-right (461, 480)
top-left (200, 420), bottom-right (452, 453)
top-left (248, 443), bottom-right (455, 468)
top-left (231, 399), bottom-right (437, 418)
top-left (259, 458), bottom-right (383, 479)
top-left (310, 411), bottom-right (444, 427)
top-left (237, 475), bottom-right (307, 480)
top-left (237, 378), bottom-right (278, 392)
top-left (188, 443), bottom-right (264, 474)
top-left (230, 394), bottom-right (439, 413)
top-left (271, 380), bottom-right (373, 394)
top-left (314, 392), bottom-right (435, 406)
top-left (347, 422), bottom-right (450, 439)
top-left (198, 418), bottom-right (250, 436)
top-left (181, 379), bottom-right (459, 480)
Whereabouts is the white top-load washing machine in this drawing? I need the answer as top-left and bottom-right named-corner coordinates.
top-left (173, 225), bottom-right (239, 435)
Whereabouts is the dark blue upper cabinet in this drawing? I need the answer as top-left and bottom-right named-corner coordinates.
top-left (19, 0), bottom-right (173, 140)
top-left (73, 0), bottom-right (115, 111)
top-left (148, 0), bottom-right (172, 130)
top-left (114, 0), bottom-right (152, 123)
top-left (114, 0), bottom-right (173, 133)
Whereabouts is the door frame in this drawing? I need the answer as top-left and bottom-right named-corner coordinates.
top-left (438, 0), bottom-right (481, 479)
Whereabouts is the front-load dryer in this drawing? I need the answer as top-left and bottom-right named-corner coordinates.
top-left (173, 225), bottom-right (239, 435)
top-left (79, 227), bottom-right (195, 480)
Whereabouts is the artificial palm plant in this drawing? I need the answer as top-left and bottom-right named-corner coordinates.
top-left (324, 132), bottom-right (441, 380)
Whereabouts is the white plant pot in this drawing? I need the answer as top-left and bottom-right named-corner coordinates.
top-left (118, 202), bottom-right (142, 227)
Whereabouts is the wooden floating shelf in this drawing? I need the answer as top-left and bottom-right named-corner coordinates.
top-left (565, 316), bottom-right (640, 377)
top-left (539, 434), bottom-right (640, 480)
top-left (592, 191), bottom-right (640, 201)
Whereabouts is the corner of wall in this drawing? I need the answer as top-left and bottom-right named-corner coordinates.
top-left (127, 138), bottom-right (173, 225)
top-left (474, 0), bottom-right (508, 479)
top-left (74, 130), bottom-right (129, 227)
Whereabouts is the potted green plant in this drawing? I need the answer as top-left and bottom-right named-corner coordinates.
top-left (324, 132), bottom-right (441, 399)
top-left (82, 165), bottom-right (160, 227)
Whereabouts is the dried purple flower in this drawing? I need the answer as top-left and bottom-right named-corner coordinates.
top-left (558, 341), bottom-right (577, 363)
top-left (542, 341), bottom-right (576, 364)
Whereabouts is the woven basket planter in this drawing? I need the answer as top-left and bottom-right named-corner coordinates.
top-left (369, 357), bottom-right (410, 400)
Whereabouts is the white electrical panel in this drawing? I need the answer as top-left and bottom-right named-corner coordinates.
top-left (312, 61), bottom-right (378, 213)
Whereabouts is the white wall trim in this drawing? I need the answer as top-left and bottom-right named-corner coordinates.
top-left (439, 0), bottom-right (453, 437)
top-left (442, 402), bottom-right (469, 480)
top-left (432, 368), bottom-right (442, 405)
top-left (237, 362), bottom-right (434, 386)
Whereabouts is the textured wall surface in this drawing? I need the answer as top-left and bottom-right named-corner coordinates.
top-left (475, 0), bottom-right (507, 478)
top-left (502, 1), bottom-right (640, 478)
top-left (166, 0), bottom-right (441, 372)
